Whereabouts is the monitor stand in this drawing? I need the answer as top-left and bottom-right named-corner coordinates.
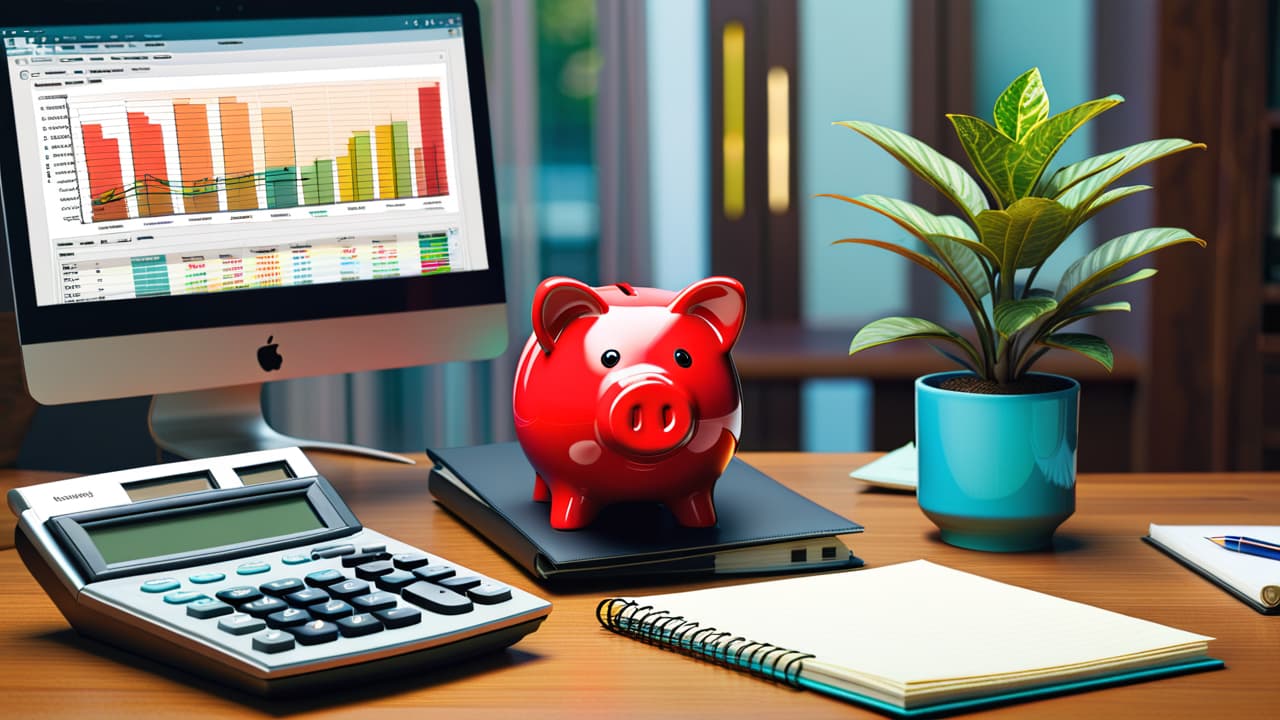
top-left (147, 383), bottom-right (415, 464)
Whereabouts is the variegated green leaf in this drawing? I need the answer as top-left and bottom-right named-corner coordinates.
top-left (1056, 228), bottom-right (1204, 303)
top-left (977, 197), bottom-right (1071, 273)
top-left (1079, 184), bottom-right (1151, 224)
top-left (993, 67), bottom-right (1049, 141)
top-left (926, 233), bottom-right (1001, 271)
top-left (820, 193), bottom-right (989, 298)
top-left (1040, 332), bottom-right (1114, 372)
top-left (948, 114), bottom-right (1021, 207)
top-left (1046, 301), bottom-right (1131, 336)
top-left (850, 317), bottom-right (981, 370)
top-left (1004, 95), bottom-right (1123, 200)
top-left (1037, 152), bottom-right (1125, 197)
top-left (1089, 267), bottom-right (1157, 298)
top-left (835, 120), bottom-right (989, 222)
top-left (829, 237), bottom-right (967, 298)
top-left (994, 297), bottom-right (1058, 338)
top-left (1057, 139), bottom-right (1205, 211)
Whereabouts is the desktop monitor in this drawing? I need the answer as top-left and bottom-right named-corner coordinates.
top-left (0, 0), bottom-right (507, 462)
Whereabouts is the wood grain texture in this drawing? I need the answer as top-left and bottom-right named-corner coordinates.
top-left (2, 452), bottom-right (1278, 718)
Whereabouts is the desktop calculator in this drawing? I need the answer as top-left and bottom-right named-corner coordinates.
top-left (7, 448), bottom-right (552, 696)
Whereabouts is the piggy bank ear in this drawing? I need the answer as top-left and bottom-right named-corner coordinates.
top-left (668, 277), bottom-right (746, 350)
top-left (532, 277), bottom-right (609, 354)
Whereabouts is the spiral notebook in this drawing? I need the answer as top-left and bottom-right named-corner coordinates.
top-left (597, 560), bottom-right (1222, 717)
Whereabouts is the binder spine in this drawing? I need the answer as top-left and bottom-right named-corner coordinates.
top-left (596, 598), bottom-right (813, 687)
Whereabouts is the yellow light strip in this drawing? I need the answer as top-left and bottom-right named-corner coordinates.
top-left (722, 21), bottom-right (745, 221)
top-left (766, 66), bottom-right (790, 215)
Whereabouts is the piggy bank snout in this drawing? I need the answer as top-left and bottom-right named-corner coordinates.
top-left (599, 374), bottom-right (695, 457)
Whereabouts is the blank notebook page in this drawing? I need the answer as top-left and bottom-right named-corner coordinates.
top-left (626, 560), bottom-right (1211, 693)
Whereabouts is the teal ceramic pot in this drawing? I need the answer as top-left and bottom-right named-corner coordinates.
top-left (916, 371), bottom-right (1079, 552)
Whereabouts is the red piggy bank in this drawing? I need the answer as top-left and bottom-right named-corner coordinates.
top-left (512, 276), bottom-right (747, 530)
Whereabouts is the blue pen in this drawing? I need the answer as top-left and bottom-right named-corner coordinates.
top-left (1207, 536), bottom-right (1280, 562)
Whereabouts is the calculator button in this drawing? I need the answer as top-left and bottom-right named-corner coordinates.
top-left (236, 561), bottom-right (271, 576)
top-left (188, 572), bottom-right (225, 584)
top-left (260, 578), bottom-right (305, 596)
top-left (309, 600), bottom-right (355, 621)
top-left (374, 607), bottom-right (422, 629)
top-left (242, 597), bottom-right (289, 618)
top-left (328, 579), bottom-right (371, 600)
top-left (187, 599), bottom-right (234, 619)
top-left (291, 620), bottom-right (339, 645)
top-left (216, 586), bottom-right (263, 606)
top-left (163, 591), bottom-right (209, 605)
top-left (412, 565), bottom-right (456, 583)
top-left (284, 588), bottom-right (330, 607)
top-left (266, 607), bottom-right (312, 629)
top-left (468, 582), bottom-right (513, 605)
top-left (218, 613), bottom-right (266, 636)
top-left (360, 544), bottom-right (387, 555)
top-left (341, 551), bottom-right (390, 568)
top-left (141, 578), bottom-right (180, 593)
top-left (354, 560), bottom-right (395, 581)
top-left (375, 570), bottom-right (417, 592)
top-left (304, 569), bottom-right (346, 587)
top-left (337, 613), bottom-right (383, 638)
top-left (402, 582), bottom-right (473, 615)
top-left (281, 553), bottom-right (311, 565)
top-left (310, 543), bottom-right (355, 559)
top-left (438, 576), bottom-right (482, 592)
top-left (392, 553), bottom-right (430, 570)
top-left (252, 629), bottom-right (296, 654)
top-left (350, 591), bottom-right (398, 613)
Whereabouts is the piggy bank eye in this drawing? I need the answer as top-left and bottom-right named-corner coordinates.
top-left (601, 349), bottom-right (621, 368)
top-left (674, 348), bottom-right (693, 368)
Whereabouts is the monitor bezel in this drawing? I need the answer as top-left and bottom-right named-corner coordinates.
top-left (0, 0), bottom-right (505, 346)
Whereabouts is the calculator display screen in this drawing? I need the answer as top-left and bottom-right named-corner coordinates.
top-left (85, 496), bottom-right (324, 565)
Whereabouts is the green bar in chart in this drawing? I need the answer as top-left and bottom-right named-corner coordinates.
top-left (302, 160), bottom-right (335, 205)
top-left (349, 132), bottom-right (374, 201)
top-left (391, 121), bottom-right (412, 198)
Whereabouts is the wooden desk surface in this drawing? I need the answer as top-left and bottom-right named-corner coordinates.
top-left (2, 453), bottom-right (1278, 718)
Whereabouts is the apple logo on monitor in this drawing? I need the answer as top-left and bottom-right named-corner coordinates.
top-left (258, 336), bottom-right (283, 372)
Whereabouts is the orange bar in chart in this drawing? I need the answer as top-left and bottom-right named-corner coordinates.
top-left (219, 97), bottom-right (258, 211)
top-left (126, 111), bottom-right (174, 217)
top-left (80, 123), bottom-right (128, 222)
top-left (172, 100), bottom-right (219, 214)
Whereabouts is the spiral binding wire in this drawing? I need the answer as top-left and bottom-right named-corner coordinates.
top-left (596, 597), bottom-right (814, 687)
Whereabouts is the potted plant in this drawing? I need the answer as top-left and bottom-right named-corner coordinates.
top-left (825, 68), bottom-right (1205, 551)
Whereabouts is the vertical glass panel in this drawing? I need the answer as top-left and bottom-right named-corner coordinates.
top-left (800, 0), bottom-right (910, 326)
top-left (646, 0), bottom-right (709, 291)
top-left (537, 0), bottom-right (599, 283)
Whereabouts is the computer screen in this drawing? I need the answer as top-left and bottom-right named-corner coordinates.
top-left (0, 1), bottom-right (507, 460)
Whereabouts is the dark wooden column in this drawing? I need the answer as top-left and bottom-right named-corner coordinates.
top-left (708, 0), bottom-right (800, 450)
top-left (1146, 0), bottom-right (1268, 471)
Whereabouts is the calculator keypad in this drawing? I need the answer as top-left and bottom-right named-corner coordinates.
top-left (85, 529), bottom-right (541, 672)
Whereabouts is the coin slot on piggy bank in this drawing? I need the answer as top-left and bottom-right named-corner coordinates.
top-left (512, 276), bottom-right (747, 530)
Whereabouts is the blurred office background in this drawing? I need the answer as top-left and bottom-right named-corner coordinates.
top-left (11, 0), bottom-right (1279, 473)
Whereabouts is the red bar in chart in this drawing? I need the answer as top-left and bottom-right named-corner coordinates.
top-left (417, 85), bottom-right (449, 196)
top-left (126, 111), bottom-right (174, 217)
top-left (80, 123), bottom-right (128, 222)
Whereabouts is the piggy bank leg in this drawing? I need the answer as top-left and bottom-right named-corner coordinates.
top-left (532, 474), bottom-right (551, 502)
top-left (667, 490), bottom-right (717, 528)
top-left (547, 483), bottom-right (599, 530)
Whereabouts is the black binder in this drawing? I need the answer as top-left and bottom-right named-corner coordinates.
top-left (427, 442), bottom-right (863, 581)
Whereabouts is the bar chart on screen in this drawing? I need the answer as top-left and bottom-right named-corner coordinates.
top-left (61, 69), bottom-right (456, 225)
